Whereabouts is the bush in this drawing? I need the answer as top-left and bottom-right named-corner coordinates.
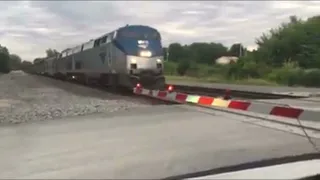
top-left (267, 68), bottom-right (303, 86)
top-left (177, 60), bottom-right (190, 76)
top-left (184, 61), bottom-right (201, 77)
top-left (300, 69), bottom-right (320, 87)
top-left (164, 58), bottom-right (320, 88)
top-left (225, 56), bottom-right (267, 80)
top-left (192, 64), bottom-right (221, 78)
top-left (163, 61), bottom-right (177, 75)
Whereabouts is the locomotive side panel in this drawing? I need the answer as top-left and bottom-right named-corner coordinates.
top-left (35, 60), bottom-right (45, 74)
top-left (112, 43), bottom-right (127, 74)
top-left (90, 33), bottom-right (116, 75)
top-left (112, 45), bottom-right (128, 86)
top-left (85, 46), bottom-right (101, 78)
top-left (48, 58), bottom-right (55, 76)
top-left (77, 40), bottom-right (95, 77)
top-left (73, 49), bottom-right (88, 74)
top-left (45, 58), bottom-right (50, 75)
top-left (57, 58), bottom-right (66, 76)
top-left (56, 49), bottom-right (69, 77)
top-left (72, 51), bottom-right (82, 73)
top-left (43, 58), bottom-right (51, 76)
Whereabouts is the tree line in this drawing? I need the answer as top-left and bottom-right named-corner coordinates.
top-left (163, 42), bottom-right (247, 64)
top-left (0, 44), bottom-right (25, 73)
top-left (0, 47), bottom-right (60, 73)
top-left (164, 15), bottom-right (320, 87)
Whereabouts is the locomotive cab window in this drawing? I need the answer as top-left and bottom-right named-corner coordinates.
top-left (101, 36), bottom-right (107, 44)
top-left (94, 39), bottom-right (100, 47)
top-left (120, 30), bottom-right (160, 40)
top-left (151, 32), bottom-right (161, 40)
top-left (106, 35), bottom-right (112, 43)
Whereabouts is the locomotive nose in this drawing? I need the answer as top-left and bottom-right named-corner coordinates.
top-left (128, 56), bottom-right (162, 70)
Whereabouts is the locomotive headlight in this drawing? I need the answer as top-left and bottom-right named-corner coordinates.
top-left (131, 58), bottom-right (137, 64)
top-left (156, 59), bottom-right (162, 63)
top-left (140, 50), bottom-right (152, 57)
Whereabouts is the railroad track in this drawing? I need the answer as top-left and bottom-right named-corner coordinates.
top-left (25, 72), bottom-right (319, 112)
top-left (170, 84), bottom-right (309, 100)
top-left (290, 97), bottom-right (320, 103)
top-left (32, 73), bottom-right (317, 106)
top-left (32, 73), bottom-right (177, 106)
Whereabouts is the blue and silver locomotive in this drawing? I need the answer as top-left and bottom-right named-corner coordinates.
top-left (42, 24), bottom-right (166, 90)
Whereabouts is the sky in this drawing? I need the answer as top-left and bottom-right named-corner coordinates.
top-left (0, 1), bottom-right (320, 61)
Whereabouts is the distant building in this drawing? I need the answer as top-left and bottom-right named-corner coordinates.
top-left (215, 56), bottom-right (239, 65)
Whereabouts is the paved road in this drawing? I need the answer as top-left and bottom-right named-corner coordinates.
top-left (167, 80), bottom-right (320, 96)
top-left (1, 105), bottom-right (319, 179)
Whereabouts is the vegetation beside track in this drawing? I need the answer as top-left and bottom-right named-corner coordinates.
top-left (163, 15), bottom-right (320, 88)
top-left (165, 75), bottom-right (279, 87)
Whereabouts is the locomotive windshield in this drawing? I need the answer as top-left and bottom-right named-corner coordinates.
top-left (119, 30), bottom-right (160, 40)
top-left (114, 25), bottom-right (163, 57)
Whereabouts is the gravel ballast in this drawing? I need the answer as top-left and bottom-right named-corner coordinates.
top-left (0, 71), bottom-right (152, 124)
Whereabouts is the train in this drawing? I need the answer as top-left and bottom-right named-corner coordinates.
top-left (31, 24), bottom-right (166, 90)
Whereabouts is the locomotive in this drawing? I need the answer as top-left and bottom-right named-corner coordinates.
top-left (34, 25), bottom-right (166, 90)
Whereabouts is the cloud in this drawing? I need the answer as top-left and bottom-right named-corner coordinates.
top-left (0, 1), bottom-right (319, 61)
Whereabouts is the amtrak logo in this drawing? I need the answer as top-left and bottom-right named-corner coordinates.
top-left (99, 52), bottom-right (106, 64)
top-left (138, 40), bottom-right (149, 49)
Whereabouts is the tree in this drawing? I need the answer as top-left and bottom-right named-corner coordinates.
top-left (45, 48), bottom-right (59, 58)
top-left (168, 43), bottom-right (187, 62)
top-left (254, 15), bottom-right (320, 68)
top-left (188, 42), bottom-right (228, 64)
top-left (177, 60), bottom-right (190, 76)
top-left (0, 45), bottom-right (9, 55)
top-left (228, 43), bottom-right (247, 57)
top-left (167, 42), bottom-right (228, 64)
top-left (9, 54), bottom-right (22, 70)
top-left (0, 44), bottom-right (11, 73)
top-left (289, 15), bottom-right (300, 24)
top-left (21, 61), bottom-right (32, 66)
top-left (163, 47), bottom-right (168, 61)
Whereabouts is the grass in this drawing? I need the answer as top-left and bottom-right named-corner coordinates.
top-left (165, 75), bottom-right (279, 86)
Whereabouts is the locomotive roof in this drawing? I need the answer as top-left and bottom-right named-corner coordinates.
top-left (59, 24), bottom-right (159, 55)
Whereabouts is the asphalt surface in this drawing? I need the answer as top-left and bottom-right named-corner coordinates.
top-left (1, 105), bottom-right (319, 179)
top-left (167, 80), bottom-right (320, 96)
